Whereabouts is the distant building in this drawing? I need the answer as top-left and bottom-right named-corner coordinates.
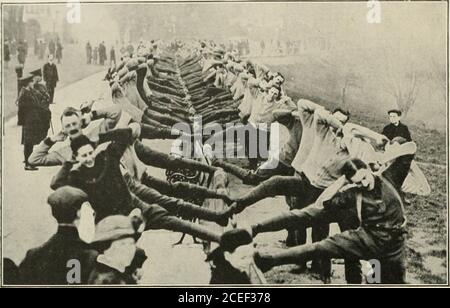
top-left (3, 4), bottom-right (74, 44)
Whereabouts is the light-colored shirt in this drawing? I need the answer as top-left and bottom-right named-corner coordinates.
top-left (248, 94), bottom-right (278, 126)
top-left (279, 119), bottom-right (303, 165)
top-left (290, 100), bottom-right (319, 172)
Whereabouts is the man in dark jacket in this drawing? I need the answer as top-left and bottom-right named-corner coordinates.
top-left (43, 54), bottom-right (59, 104)
top-left (17, 75), bottom-right (46, 170)
top-left (17, 40), bottom-right (27, 65)
top-left (110, 46), bottom-right (116, 67)
top-left (382, 109), bottom-right (412, 141)
top-left (99, 42), bottom-right (107, 65)
top-left (56, 39), bottom-right (63, 64)
top-left (86, 41), bottom-right (92, 64)
top-left (18, 186), bottom-right (98, 285)
top-left (48, 39), bottom-right (56, 56)
top-left (30, 68), bottom-right (52, 135)
top-left (4, 39), bottom-right (10, 68)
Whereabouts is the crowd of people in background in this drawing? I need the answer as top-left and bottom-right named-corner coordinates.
top-left (85, 41), bottom-right (116, 66)
top-left (3, 37), bottom-right (63, 69)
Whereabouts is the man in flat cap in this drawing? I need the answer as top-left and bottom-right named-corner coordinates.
top-left (19, 187), bottom-right (98, 285)
top-left (17, 75), bottom-right (47, 171)
top-left (382, 109), bottom-right (412, 142)
top-left (88, 214), bottom-right (143, 284)
top-left (43, 54), bottom-right (59, 104)
top-left (30, 68), bottom-right (52, 136)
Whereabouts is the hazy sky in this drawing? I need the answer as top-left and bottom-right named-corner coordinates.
top-left (68, 2), bottom-right (446, 46)
top-left (15, 1), bottom-right (447, 128)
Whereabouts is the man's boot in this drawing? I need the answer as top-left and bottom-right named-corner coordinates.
top-left (254, 244), bottom-right (317, 273)
top-left (220, 227), bottom-right (253, 252)
top-left (176, 201), bottom-right (234, 227)
top-left (212, 159), bottom-right (265, 185)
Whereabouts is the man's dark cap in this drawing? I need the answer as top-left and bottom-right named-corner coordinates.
top-left (19, 75), bottom-right (33, 88)
top-left (29, 68), bottom-right (42, 77)
top-left (387, 109), bottom-right (402, 116)
top-left (48, 186), bottom-right (89, 223)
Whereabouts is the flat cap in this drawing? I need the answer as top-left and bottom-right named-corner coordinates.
top-left (48, 186), bottom-right (89, 223)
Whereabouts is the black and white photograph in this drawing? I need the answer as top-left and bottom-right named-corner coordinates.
top-left (0, 0), bottom-right (448, 289)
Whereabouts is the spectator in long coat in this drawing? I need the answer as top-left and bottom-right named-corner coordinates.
top-left (43, 54), bottom-right (59, 104)
top-left (4, 39), bottom-right (10, 68)
top-left (34, 38), bottom-right (39, 55)
top-left (10, 39), bottom-right (17, 56)
top-left (110, 46), bottom-right (116, 67)
top-left (56, 39), bottom-right (63, 64)
top-left (30, 69), bottom-right (52, 136)
top-left (39, 39), bottom-right (46, 60)
top-left (19, 187), bottom-right (98, 284)
top-left (17, 40), bottom-right (27, 65)
top-left (17, 75), bottom-right (47, 170)
top-left (99, 42), bottom-right (107, 65)
top-left (93, 46), bottom-right (98, 64)
top-left (48, 39), bottom-right (56, 56)
top-left (86, 41), bottom-right (92, 64)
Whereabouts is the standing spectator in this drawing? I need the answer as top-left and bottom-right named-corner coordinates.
top-left (24, 39), bottom-right (29, 57)
top-left (34, 38), bottom-right (39, 55)
top-left (4, 39), bottom-right (10, 68)
top-left (39, 39), bottom-right (46, 60)
top-left (126, 41), bottom-right (134, 57)
top-left (17, 40), bottom-right (27, 65)
top-left (98, 42), bottom-right (102, 65)
top-left (56, 38), bottom-right (63, 64)
top-left (43, 54), bottom-right (59, 104)
top-left (110, 46), bottom-right (116, 67)
top-left (101, 42), bottom-right (108, 65)
top-left (382, 109), bottom-right (412, 141)
top-left (30, 69), bottom-right (51, 137)
top-left (48, 39), bottom-right (56, 57)
top-left (17, 75), bottom-right (44, 170)
top-left (86, 41), bottom-right (92, 64)
top-left (93, 46), bottom-right (98, 65)
top-left (10, 39), bottom-right (17, 56)
top-left (260, 40), bottom-right (265, 56)
top-left (98, 42), bottom-right (105, 65)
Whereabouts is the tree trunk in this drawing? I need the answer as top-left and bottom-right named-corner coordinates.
top-left (342, 86), bottom-right (346, 105)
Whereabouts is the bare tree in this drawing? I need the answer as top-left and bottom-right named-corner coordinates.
top-left (387, 71), bottom-right (421, 118)
top-left (382, 48), bottom-right (422, 118)
top-left (429, 56), bottom-right (447, 102)
top-left (341, 72), bottom-right (360, 105)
